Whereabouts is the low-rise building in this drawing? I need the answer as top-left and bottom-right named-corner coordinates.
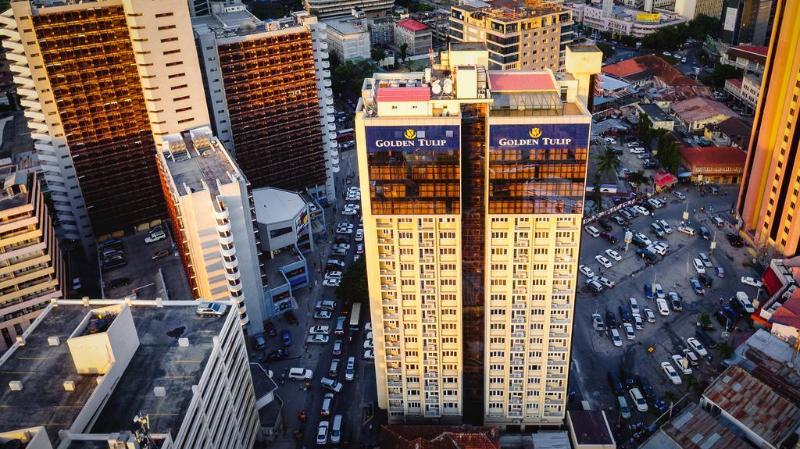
top-left (671, 97), bottom-right (740, 132)
top-left (705, 116), bottom-right (752, 148)
top-left (724, 72), bottom-right (762, 111)
top-left (574, 3), bottom-right (687, 38)
top-left (635, 103), bottom-right (674, 130)
top-left (566, 410), bottom-right (616, 449)
top-left (380, 425), bottom-right (501, 449)
top-left (394, 18), bottom-right (432, 57)
top-left (368, 16), bottom-right (395, 46)
top-left (640, 403), bottom-right (751, 449)
top-left (701, 365), bottom-right (800, 449)
top-left (0, 163), bottom-right (65, 352)
top-left (0, 298), bottom-right (260, 449)
top-left (324, 15), bottom-right (372, 61)
top-left (678, 146), bottom-right (747, 184)
top-left (157, 127), bottom-right (268, 334)
top-left (720, 44), bottom-right (768, 75)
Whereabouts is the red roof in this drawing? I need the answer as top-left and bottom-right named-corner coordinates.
top-left (654, 172), bottom-right (678, 188)
top-left (726, 78), bottom-right (743, 89)
top-left (734, 45), bottom-right (768, 57)
top-left (771, 294), bottom-right (800, 329)
top-left (602, 59), bottom-right (645, 78)
top-left (679, 146), bottom-right (747, 169)
top-left (489, 72), bottom-right (555, 92)
top-left (376, 86), bottom-right (430, 102)
top-left (396, 18), bottom-right (429, 32)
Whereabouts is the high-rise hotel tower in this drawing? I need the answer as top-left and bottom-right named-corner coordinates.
top-left (355, 43), bottom-right (600, 428)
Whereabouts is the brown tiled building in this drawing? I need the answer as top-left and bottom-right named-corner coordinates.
top-left (679, 146), bottom-right (747, 184)
top-left (380, 425), bottom-right (501, 449)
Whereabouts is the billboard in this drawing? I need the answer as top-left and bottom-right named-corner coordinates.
top-left (636, 12), bottom-right (661, 23)
top-left (488, 123), bottom-right (590, 151)
top-left (723, 7), bottom-right (738, 32)
top-left (364, 125), bottom-right (460, 153)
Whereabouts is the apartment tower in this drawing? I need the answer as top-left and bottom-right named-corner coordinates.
top-left (0, 163), bottom-right (64, 351)
top-left (194, 4), bottom-right (337, 203)
top-left (0, 0), bottom-right (210, 252)
top-left (355, 43), bottom-right (600, 427)
top-left (737, 0), bottom-right (800, 257)
top-left (449, 3), bottom-right (574, 72)
top-left (157, 127), bottom-right (267, 335)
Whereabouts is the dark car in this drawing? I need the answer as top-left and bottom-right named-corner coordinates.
top-left (254, 334), bottom-right (267, 351)
top-left (726, 232), bottom-right (744, 247)
top-left (695, 328), bottom-right (718, 349)
top-left (597, 219), bottom-right (613, 231)
top-left (266, 348), bottom-right (289, 361)
top-left (607, 371), bottom-right (624, 396)
top-left (699, 226), bottom-right (711, 240)
top-left (643, 160), bottom-right (658, 169)
top-left (600, 231), bottom-right (618, 244)
top-left (605, 310), bottom-right (618, 329)
top-left (265, 322), bottom-right (277, 337)
top-left (284, 311), bottom-right (299, 325)
top-left (636, 376), bottom-right (656, 401)
top-left (618, 306), bottom-right (631, 324)
top-left (698, 273), bottom-right (713, 288)
top-left (152, 249), bottom-right (170, 261)
top-left (652, 395), bottom-right (669, 413)
top-left (106, 277), bottom-right (130, 289)
top-left (280, 329), bottom-right (292, 347)
top-left (690, 278), bottom-right (705, 295)
top-left (636, 248), bottom-right (658, 263)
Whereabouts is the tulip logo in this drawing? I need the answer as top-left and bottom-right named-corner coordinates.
top-left (403, 129), bottom-right (417, 140)
top-left (529, 127), bottom-right (542, 138)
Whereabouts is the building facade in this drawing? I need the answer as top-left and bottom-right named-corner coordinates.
top-left (395, 19), bottom-right (432, 57)
top-left (194, 5), bottom-right (337, 203)
top-left (572, 3), bottom-right (687, 38)
top-left (449, 4), bottom-right (574, 72)
top-left (721, 0), bottom-right (776, 46)
top-left (0, 0), bottom-right (210, 252)
top-left (157, 127), bottom-right (268, 335)
top-left (737, 0), bottom-right (800, 257)
top-left (355, 43), bottom-right (599, 427)
top-left (696, 0), bottom-right (726, 18)
top-left (0, 164), bottom-right (64, 352)
top-left (324, 16), bottom-right (372, 61)
top-left (303, 0), bottom-right (394, 19)
top-left (0, 298), bottom-right (260, 449)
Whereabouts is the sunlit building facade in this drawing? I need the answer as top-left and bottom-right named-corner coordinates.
top-left (737, 0), bottom-right (800, 257)
top-left (355, 43), bottom-right (600, 428)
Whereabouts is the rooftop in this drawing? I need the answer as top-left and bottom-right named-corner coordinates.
top-left (603, 55), bottom-right (698, 87)
top-left (193, 4), bottom-right (310, 40)
top-left (396, 18), bottom-right (429, 32)
top-left (252, 187), bottom-right (307, 225)
top-left (703, 365), bottom-right (800, 447)
top-left (672, 97), bottom-right (739, 123)
top-left (161, 127), bottom-right (243, 198)
top-left (455, 2), bottom-right (566, 22)
top-left (637, 103), bottom-right (672, 122)
top-left (0, 163), bottom-right (30, 211)
top-left (567, 410), bottom-right (615, 446)
top-left (489, 72), bottom-right (555, 92)
top-left (716, 117), bottom-right (752, 140)
top-left (771, 294), bottom-right (800, 329)
top-left (658, 403), bottom-right (751, 449)
top-left (678, 146), bottom-right (747, 168)
top-left (380, 425), bottom-right (501, 449)
top-left (323, 16), bottom-right (369, 35)
top-left (728, 45), bottom-right (768, 63)
top-left (450, 42), bottom-right (487, 52)
top-left (0, 300), bottom-right (228, 446)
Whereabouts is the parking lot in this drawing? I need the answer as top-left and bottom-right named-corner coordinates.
top-left (97, 225), bottom-right (191, 301)
top-left (571, 183), bottom-right (761, 446)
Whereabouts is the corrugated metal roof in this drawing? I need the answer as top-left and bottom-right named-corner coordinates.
top-left (659, 403), bottom-right (751, 449)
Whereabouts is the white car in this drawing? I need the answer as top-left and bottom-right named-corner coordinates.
top-left (593, 276), bottom-right (615, 289)
top-left (629, 147), bottom-right (645, 154)
top-left (610, 328), bottom-right (623, 347)
top-left (699, 252), bottom-right (713, 268)
top-left (644, 308), bottom-right (656, 323)
top-left (605, 249), bottom-right (622, 261)
top-left (323, 278), bottom-right (341, 287)
top-left (686, 337), bottom-right (708, 357)
top-left (635, 232), bottom-right (652, 246)
top-left (314, 310), bottom-right (332, 320)
top-left (741, 276), bottom-right (763, 288)
top-left (595, 255), bottom-right (612, 268)
top-left (629, 387), bottom-right (649, 412)
top-left (355, 229), bottom-right (364, 242)
top-left (632, 313), bottom-right (643, 330)
top-left (678, 225), bottom-right (695, 235)
top-left (307, 334), bottom-right (330, 344)
top-left (316, 421), bottom-right (329, 446)
top-left (657, 219), bottom-right (672, 233)
top-left (656, 297), bottom-right (670, 316)
top-left (144, 230), bottom-right (166, 244)
top-left (671, 354), bottom-right (692, 375)
top-left (629, 297), bottom-right (640, 315)
top-left (693, 258), bottom-right (706, 274)
top-left (579, 265), bottom-right (595, 277)
top-left (309, 325), bottom-right (330, 335)
top-left (654, 283), bottom-right (665, 299)
top-left (661, 361), bottom-right (682, 385)
top-left (649, 243), bottom-right (667, 256)
top-left (633, 205), bottom-right (650, 216)
top-left (623, 322), bottom-right (635, 340)
top-left (363, 349), bottom-right (374, 360)
top-left (363, 339), bottom-right (373, 350)
top-left (364, 322), bottom-right (372, 332)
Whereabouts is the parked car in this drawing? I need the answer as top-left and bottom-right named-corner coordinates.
top-left (656, 297), bottom-right (670, 316)
top-left (281, 329), bottom-right (293, 346)
top-left (610, 328), bottom-right (623, 347)
top-left (629, 388), bottom-right (649, 412)
top-left (686, 337), bottom-right (708, 357)
top-left (693, 258), bottom-right (706, 274)
top-left (196, 302), bottom-right (227, 317)
top-left (592, 313), bottom-right (606, 332)
top-left (671, 354), bottom-right (692, 375)
top-left (715, 266), bottom-right (726, 278)
top-left (643, 308), bottom-right (656, 323)
top-left (288, 367), bottom-right (313, 380)
top-left (320, 377), bottom-right (343, 393)
top-left (316, 421), bottom-right (329, 446)
top-left (661, 361), bottom-right (682, 385)
top-left (579, 265), bottom-right (595, 277)
top-left (605, 249), bottom-right (622, 261)
top-left (741, 276), bottom-right (763, 288)
top-left (307, 334), bottom-right (330, 344)
top-left (690, 278), bottom-right (705, 295)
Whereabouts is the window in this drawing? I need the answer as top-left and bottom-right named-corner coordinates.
top-left (158, 24), bottom-right (177, 30)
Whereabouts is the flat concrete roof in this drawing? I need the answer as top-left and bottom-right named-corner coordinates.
top-left (323, 16), bottom-right (369, 35)
top-left (253, 187), bottom-right (307, 225)
top-left (162, 130), bottom-right (242, 198)
top-left (0, 301), bottom-right (227, 446)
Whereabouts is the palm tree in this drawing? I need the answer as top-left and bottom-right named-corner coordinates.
top-left (596, 148), bottom-right (621, 179)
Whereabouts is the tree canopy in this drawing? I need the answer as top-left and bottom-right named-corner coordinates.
top-left (335, 257), bottom-right (368, 306)
top-left (641, 15), bottom-right (721, 51)
top-left (331, 59), bottom-right (376, 99)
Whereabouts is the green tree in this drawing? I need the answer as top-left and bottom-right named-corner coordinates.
top-left (640, 16), bottom-right (720, 51)
top-left (331, 59), bottom-right (376, 99)
top-left (335, 257), bottom-right (368, 306)
top-left (400, 43), bottom-right (408, 61)
top-left (597, 42), bottom-right (615, 60)
top-left (591, 177), bottom-right (603, 213)
top-left (596, 148), bottom-right (621, 178)
top-left (716, 342), bottom-right (734, 360)
top-left (637, 113), bottom-right (654, 147)
top-left (371, 47), bottom-right (386, 62)
top-left (627, 170), bottom-right (650, 192)
top-left (655, 132), bottom-right (681, 173)
top-left (700, 64), bottom-right (744, 89)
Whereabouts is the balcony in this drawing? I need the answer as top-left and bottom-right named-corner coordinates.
top-left (514, 239), bottom-right (529, 247)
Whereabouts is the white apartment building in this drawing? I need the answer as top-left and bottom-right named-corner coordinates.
top-left (355, 43), bottom-right (599, 427)
top-left (0, 298), bottom-right (259, 449)
top-left (324, 16), bottom-right (372, 61)
top-left (0, 163), bottom-right (64, 352)
top-left (157, 127), bottom-right (268, 335)
top-left (304, 0), bottom-right (394, 19)
top-left (0, 0), bottom-right (210, 253)
top-left (572, 3), bottom-right (687, 38)
top-left (193, 4), bottom-right (338, 203)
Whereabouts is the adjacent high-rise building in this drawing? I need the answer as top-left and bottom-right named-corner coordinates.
top-left (449, 3), bottom-right (574, 72)
top-left (304, 0), bottom-right (394, 19)
top-left (0, 162), bottom-right (64, 352)
top-left (721, 0), bottom-right (777, 46)
top-left (355, 43), bottom-right (600, 427)
top-left (157, 126), bottom-right (267, 335)
top-left (0, 298), bottom-right (259, 449)
top-left (737, 0), bottom-right (800, 257)
top-left (0, 0), bottom-right (210, 253)
top-left (194, 4), bottom-right (337, 203)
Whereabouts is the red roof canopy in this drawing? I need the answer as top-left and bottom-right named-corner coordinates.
top-left (396, 18), bottom-right (429, 32)
top-left (489, 72), bottom-right (555, 91)
top-left (376, 86), bottom-right (430, 102)
top-left (679, 146), bottom-right (747, 169)
top-left (654, 172), bottom-right (678, 188)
